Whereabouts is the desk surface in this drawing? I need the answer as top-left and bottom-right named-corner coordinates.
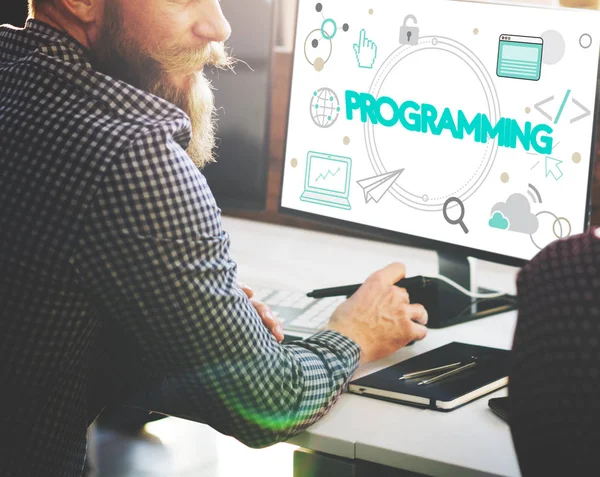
top-left (223, 216), bottom-right (521, 477)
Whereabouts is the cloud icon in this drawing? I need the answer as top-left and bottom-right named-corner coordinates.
top-left (489, 211), bottom-right (509, 230)
top-left (491, 193), bottom-right (539, 235)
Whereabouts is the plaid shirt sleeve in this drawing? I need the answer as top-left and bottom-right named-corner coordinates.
top-left (71, 127), bottom-right (360, 447)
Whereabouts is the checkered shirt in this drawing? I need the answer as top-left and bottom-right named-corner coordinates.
top-left (0, 19), bottom-right (360, 477)
top-left (510, 229), bottom-right (600, 476)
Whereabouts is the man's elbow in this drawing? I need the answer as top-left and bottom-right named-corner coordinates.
top-left (232, 407), bottom-right (312, 449)
top-left (242, 434), bottom-right (285, 449)
top-left (233, 426), bottom-right (289, 449)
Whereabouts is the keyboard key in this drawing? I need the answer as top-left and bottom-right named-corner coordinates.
top-left (266, 288), bottom-right (347, 332)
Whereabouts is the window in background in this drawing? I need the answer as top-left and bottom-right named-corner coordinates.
top-left (277, 0), bottom-right (298, 49)
top-left (202, 0), bottom-right (277, 211)
top-left (1, 2), bottom-right (28, 26)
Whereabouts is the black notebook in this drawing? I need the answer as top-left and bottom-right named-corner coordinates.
top-left (348, 342), bottom-right (510, 411)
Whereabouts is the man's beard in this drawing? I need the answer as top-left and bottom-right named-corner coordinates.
top-left (89, 1), bottom-right (231, 168)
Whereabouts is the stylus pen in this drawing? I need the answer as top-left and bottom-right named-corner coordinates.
top-left (398, 362), bottom-right (463, 380)
top-left (418, 361), bottom-right (478, 386)
top-left (307, 276), bottom-right (432, 299)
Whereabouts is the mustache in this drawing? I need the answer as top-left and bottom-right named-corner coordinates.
top-left (145, 42), bottom-right (234, 76)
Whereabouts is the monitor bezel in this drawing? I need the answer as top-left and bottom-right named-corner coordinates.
top-left (278, 0), bottom-right (600, 269)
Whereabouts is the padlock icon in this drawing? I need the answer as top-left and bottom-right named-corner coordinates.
top-left (400, 15), bottom-right (419, 45)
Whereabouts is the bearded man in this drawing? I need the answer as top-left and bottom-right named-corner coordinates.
top-left (0, 1), bottom-right (428, 476)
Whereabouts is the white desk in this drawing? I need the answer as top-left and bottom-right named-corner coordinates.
top-left (223, 217), bottom-right (521, 477)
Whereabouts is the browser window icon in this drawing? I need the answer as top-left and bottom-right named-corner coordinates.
top-left (497, 34), bottom-right (543, 81)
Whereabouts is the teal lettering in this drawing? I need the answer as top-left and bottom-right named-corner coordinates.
top-left (345, 90), bottom-right (360, 121)
top-left (504, 118), bottom-right (512, 145)
top-left (506, 120), bottom-right (518, 149)
top-left (361, 93), bottom-right (379, 124)
top-left (531, 124), bottom-right (554, 154)
top-left (421, 103), bottom-right (439, 134)
top-left (344, 92), bottom-right (554, 153)
top-left (344, 90), bottom-right (379, 123)
top-left (399, 101), bottom-right (421, 132)
top-left (512, 121), bottom-right (532, 151)
top-left (480, 116), bottom-right (506, 145)
top-left (438, 108), bottom-right (459, 138)
top-left (376, 96), bottom-right (399, 127)
top-left (456, 111), bottom-right (481, 140)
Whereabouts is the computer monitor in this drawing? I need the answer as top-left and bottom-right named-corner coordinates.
top-left (202, 0), bottom-right (276, 211)
top-left (279, 0), bottom-right (600, 326)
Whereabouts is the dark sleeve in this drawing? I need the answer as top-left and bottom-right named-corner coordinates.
top-left (509, 228), bottom-right (600, 476)
top-left (72, 129), bottom-right (360, 447)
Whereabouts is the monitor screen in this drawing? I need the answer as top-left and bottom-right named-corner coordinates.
top-left (280, 0), bottom-right (600, 264)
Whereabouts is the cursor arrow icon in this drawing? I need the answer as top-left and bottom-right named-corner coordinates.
top-left (545, 156), bottom-right (563, 181)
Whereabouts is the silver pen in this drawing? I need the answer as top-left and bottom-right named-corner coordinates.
top-left (418, 361), bottom-right (478, 386)
top-left (398, 362), bottom-right (462, 380)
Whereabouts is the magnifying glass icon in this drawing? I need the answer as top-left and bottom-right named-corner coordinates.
top-left (443, 197), bottom-right (469, 234)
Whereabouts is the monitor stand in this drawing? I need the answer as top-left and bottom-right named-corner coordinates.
top-left (410, 251), bottom-right (517, 329)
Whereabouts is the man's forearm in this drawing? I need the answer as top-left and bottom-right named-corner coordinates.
top-left (123, 330), bottom-right (359, 447)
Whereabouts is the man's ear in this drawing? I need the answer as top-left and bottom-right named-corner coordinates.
top-left (60, 0), bottom-right (103, 24)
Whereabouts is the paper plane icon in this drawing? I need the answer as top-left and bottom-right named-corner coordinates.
top-left (357, 169), bottom-right (405, 203)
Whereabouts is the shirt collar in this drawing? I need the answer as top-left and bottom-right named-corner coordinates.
top-left (25, 18), bottom-right (93, 69)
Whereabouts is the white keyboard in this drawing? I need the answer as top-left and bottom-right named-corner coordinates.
top-left (252, 287), bottom-right (347, 334)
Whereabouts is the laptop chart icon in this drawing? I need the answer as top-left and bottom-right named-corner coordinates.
top-left (300, 151), bottom-right (352, 210)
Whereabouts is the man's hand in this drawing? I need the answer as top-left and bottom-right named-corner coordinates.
top-left (240, 284), bottom-right (285, 342)
top-left (325, 263), bottom-right (428, 365)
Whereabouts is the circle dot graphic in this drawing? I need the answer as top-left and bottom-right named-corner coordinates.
top-left (573, 152), bottom-right (582, 164)
top-left (314, 57), bottom-right (325, 71)
top-left (316, 3), bottom-right (323, 13)
top-left (315, 104), bottom-right (319, 109)
top-left (321, 18), bottom-right (337, 40)
top-left (473, 28), bottom-right (479, 35)
top-left (422, 195), bottom-right (429, 203)
top-left (501, 172), bottom-right (509, 183)
top-left (541, 30), bottom-right (566, 65)
top-left (343, 136), bottom-right (350, 145)
top-left (291, 158), bottom-right (298, 168)
top-left (580, 34), bottom-right (592, 49)
top-left (343, 23), bottom-right (349, 32)
top-left (531, 212), bottom-right (572, 250)
top-left (525, 107), bottom-right (531, 114)
top-left (432, 38), bottom-right (438, 45)
top-left (304, 28), bottom-right (332, 68)
top-left (553, 217), bottom-right (572, 239)
top-left (369, 8), bottom-right (374, 15)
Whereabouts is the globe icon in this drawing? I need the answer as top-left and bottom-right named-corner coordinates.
top-left (310, 88), bottom-right (341, 128)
